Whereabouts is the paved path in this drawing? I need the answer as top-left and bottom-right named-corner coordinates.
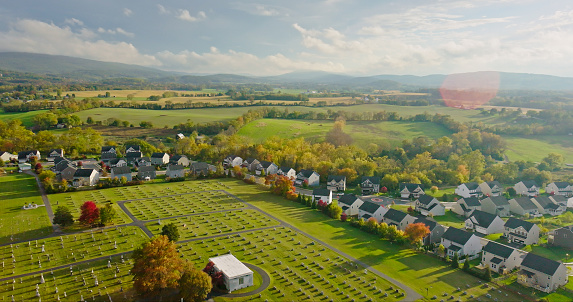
top-left (210, 263), bottom-right (270, 298)
top-left (25, 170), bottom-right (61, 233)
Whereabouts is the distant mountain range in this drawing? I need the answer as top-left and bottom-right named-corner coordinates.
top-left (1, 52), bottom-right (573, 91)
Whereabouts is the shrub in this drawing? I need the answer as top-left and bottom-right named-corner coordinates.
top-left (340, 213), bottom-right (347, 222)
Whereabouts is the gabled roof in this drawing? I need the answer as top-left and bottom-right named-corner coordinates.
top-left (532, 196), bottom-right (558, 209)
top-left (327, 175), bottom-right (346, 182)
top-left (298, 169), bottom-right (318, 178)
top-left (504, 217), bottom-right (536, 232)
top-left (112, 166), bottom-right (131, 175)
top-left (484, 196), bottom-right (509, 206)
top-left (49, 148), bottom-right (63, 154)
top-left (74, 169), bottom-right (96, 177)
top-left (462, 182), bottom-right (480, 190)
top-left (413, 216), bottom-right (440, 232)
top-left (53, 160), bottom-right (74, 172)
top-left (126, 151), bottom-right (142, 158)
top-left (109, 158), bottom-right (126, 165)
top-left (171, 155), bottom-right (188, 161)
top-left (168, 164), bottom-right (185, 171)
top-left (313, 188), bottom-right (331, 196)
top-left (125, 145), bottom-right (141, 152)
top-left (417, 194), bottom-right (436, 205)
top-left (511, 197), bottom-right (538, 211)
top-left (138, 165), bottom-right (156, 172)
top-left (467, 210), bottom-right (499, 228)
top-left (53, 156), bottom-right (69, 165)
top-left (259, 161), bottom-right (276, 169)
top-left (442, 227), bottom-right (474, 245)
top-left (191, 162), bottom-right (210, 170)
top-left (151, 152), bottom-right (168, 158)
top-left (383, 208), bottom-right (408, 222)
top-left (485, 181), bottom-right (502, 189)
top-left (551, 195), bottom-right (568, 204)
top-left (244, 157), bottom-right (258, 164)
top-left (209, 254), bottom-right (252, 279)
top-left (18, 150), bottom-right (39, 158)
top-left (101, 153), bottom-right (117, 160)
top-left (460, 196), bottom-right (481, 207)
top-left (225, 155), bottom-right (240, 160)
top-left (483, 241), bottom-right (515, 259)
top-left (518, 180), bottom-right (538, 188)
top-left (521, 253), bottom-right (563, 276)
top-left (551, 182), bottom-right (571, 189)
top-left (338, 194), bottom-right (360, 205)
top-left (400, 183), bottom-right (424, 191)
top-left (101, 146), bottom-right (116, 153)
top-left (361, 176), bottom-right (380, 184)
top-left (279, 166), bottom-right (294, 173)
top-left (359, 201), bottom-right (383, 214)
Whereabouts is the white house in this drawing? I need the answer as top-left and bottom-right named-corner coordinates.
top-left (101, 146), bottom-right (117, 163)
top-left (518, 253), bottom-right (568, 293)
top-left (415, 195), bottom-right (445, 216)
top-left (452, 197), bottom-right (482, 218)
top-left (337, 194), bottom-right (364, 216)
top-left (479, 181), bottom-right (503, 197)
top-left (464, 210), bottom-right (504, 235)
top-left (0, 151), bottom-right (17, 163)
top-left (223, 155), bottom-right (243, 169)
top-left (399, 183), bottom-right (425, 199)
top-left (18, 150), bottom-right (40, 163)
top-left (209, 254), bottom-right (253, 293)
top-left (455, 182), bottom-right (483, 198)
top-left (514, 180), bottom-right (540, 197)
top-left (508, 197), bottom-right (542, 217)
top-left (109, 158), bottom-right (128, 168)
top-left (480, 196), bottom-right (510, 217)
top-left (150, 153), bottom-right (170, 165)
top-left (110, 166), bottom-right (132, 182)
top-left (361, 177), bottom-right (380, 195)
top-left (255, 161), bottom-right (278, 176)
top-left (441, 227), bottom-right (482, 258)
top-left (242, 158), bottom-right (260, 172)
top-left (72, 169), bottom-right (99, 187)
top-left (295, 170), bottom-right (320, 187)
top-left (358, 201), bottom-right (388, 222)
top-left (481, 241), bottom-right (523, 274)
top-left (381, 208), bottom-right (416, 231)
top-left (546, 182), bottom-right (572, 197)
top-left (504, 217), bottom-right (540, 245)
top-left (170, 155), bottom-right (190, 167)
top-left (277, 167), bottom-right (296, 179)
top-left (327, 175), bottom-right (347, 192)
top-left (47, 149), bottom-right (64, 162)
top-left (531, 196), bottom-right (565, 216)
top-left (312, 188), bottom-right (333, 205)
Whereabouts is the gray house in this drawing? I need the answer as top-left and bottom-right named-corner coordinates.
top-left (327, 175), bottom-right (347, 192)
top-left (531, 196), bottom-right (566, 216)
top-left (481, 241), bottom-right (523, 274)
top-left (504, 217), bottom-right (540, 245)
top-left (550, 225), bottom-right (573, 249)
top-left (480, 196), bottom-right (510, 217)
top-left (381, 208), bottom-right (416, 231)
top-left (479, 181), bottom-right (503, 197)
top-left (255, 161), bottom-right (278, 176)
top-left (138, 165), bottom-right (157, 180)
top-left (455, 182), bottom-right (483, 198)
top-left (242, 158), bottom-right (260, 172)
top-left (518, 253), bottom-right (568, 293)
top-left (413, 216), bottom-right (445, 245)
top-left (514, 180), bottom-right (540, 197)
top-left (47, 149), bottom-right (64, 162)
top-left (337, 194), bottom-right (364, 216)
top-left (452, 196), bottom-right (482, 218)
top-left (295, 169), bottom-right (320, 187)
top-left (415, 195), bottom-right (445, 216)
top-left (399, 183), bottom-right (425, 199)
top-left (508, 196), bottom-right (541, 217)
top-left (111, 166), bottom-right (132, 182)
top-left (277, 166), bottom-right (296, 179)
top-left (166, 164), bottom-right (185, 178)
top-left (101, 146), bottom-right (117, 163)
top-left (361, 177), bottom-right (381, 195)
top-left (546, 182), bottom-right (572, 197)
top-left (170, 155), bottom-right (190, 167)
top-left (150, 153), bottom-right (170, 165)
top-left (190, 162), bottom-right (216, 176)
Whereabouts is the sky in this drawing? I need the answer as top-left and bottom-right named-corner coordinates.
top-left (1, 0), bottom-right (573, 76)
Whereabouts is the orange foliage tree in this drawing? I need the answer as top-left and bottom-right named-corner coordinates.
top-left (404, 222), bottom-right (430, 244)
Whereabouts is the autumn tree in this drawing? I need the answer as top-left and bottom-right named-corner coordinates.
top-left (178, 261), bottom-right (212, 302)
top-left (271, 175), bottom-right (295, 196)
top-left (99, 203), bottom-right (116, 226)
top-left (326, 118), bottom-right (353, 146)
top-left (404, 223), bottom-right (431, 244)
top-left (53, 206), bottom-right (74, 227)
top-left (132, 235), bottom-right (184, 296)
top-left (161, 222), bottom-right (180, 242)
top-left (79, 201), bottom-right (100, 225)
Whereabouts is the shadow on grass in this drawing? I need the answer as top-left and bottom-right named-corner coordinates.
top-left (0, 225), bottom-right (53, 245)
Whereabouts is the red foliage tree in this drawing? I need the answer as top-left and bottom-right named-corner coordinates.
top-left (407, 206), bottom-right (415, 214)
top-left (34, 163), bottom-right (43, 174)
top-left (340, 213), bottom-right (347, 222)
top-left (203, 261), bottom-right (215, 274)
top-left (79, 201), bottom-right (100, 225)
top-left (271, 175), bottom-right (295, 196)
top-left (212, 271), bottom-right (225, 287)
top-left (380, 186), bottom-right (388, 193)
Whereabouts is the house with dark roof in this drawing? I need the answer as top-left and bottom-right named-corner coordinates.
top-left (166, 164), bottom-right (185, 178)
top-left (111, 166), bottom-right (132, 182)
top-left (358, 201), bottom-right (388, 222)
top-left (531, 196), bottom-right (565, 216)
top-left (125, 145), bottom-right (141, 154)
top-left (480, 196), bottom-right (510, 217)
top-left (337, 194), bottom-right (364, 216)
top-left (255, 161), bottom-right (278, 176)
top-left (52, 158), bottom-right (74, 173)
top-left (515, 180), bottom-right (540, 197)
top-left (455, 182), bottom-right (483, 198)
top-left (399, 183), bottom-right (425, 199)
top-left (125, 151), bottom-right (143, 165)
top-left (413, 217), bottom-right (445, 245)
top-left (504, 217), bottom-right (540, 245)
top-left (170, 155), bottom-right (190, 167)
top-left (550, 195), bottom-right (570, 208)
top-left (72, 169), bottom-right (99, 187)
top-left (101, 146), bottom-right (117, 163)
top-left (60, 165), bottom-right (77, 182)
top-left (549, 225), bottom-right (573, 249)
top-left (223, 155), bottom-right (243, 169)
top-left (138, 165), bottom-right (157, 180)
top-left (452, 197), bottom-right (482, 218)
top-left (546, 182), bottom-right (572, 197)
top-left (190, 162), bottom-right (215, 176)
top-left (0, 151), bottom-right (17, 163)
top-left (134, 157), bottom-right (152, 167)
top-left (508, 197), bottom-right (542, 217)
top-left (47, 149), bottom-right (64, 162)
top-left (18, 150), bottom-right (40, 163)
top-left (415, 195), bottom-right (445, 216)
top-left (295, 169), bottom-right (320, 187)
top-left (109, 158), bottom-right (128, 168)
top-left (464, 210), bottom-right (504, 235)
top-left (517, 253), bottom-right (568, 293)
top-left (277, 167), bottom-right (296, 179)
top-left (440, 227), bottom-right (482, 258)
top-left (481, 241), bottom-right (523, 274)
top-left (242, 158), bottom-right (260, 172)
top-left (327, 175), bottom-right (347, 192)
top-left (479, 181), bottom-right (503, 197)
top-left (150, 152), bottom-right (170, 166)
top-left (312, 188), bottom-right (332, 205)
top-left (381, 208), bottom-right (416, 231)
top-left (361, 177), bottom-right (381, 195)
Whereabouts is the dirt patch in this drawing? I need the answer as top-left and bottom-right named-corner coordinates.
top-left (83, 125), bottom-right (178, 140)
top-left (256, 122), bottom-right (267, 127)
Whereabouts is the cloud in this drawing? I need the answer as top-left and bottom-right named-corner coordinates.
top-left (64, 18), bottom-right (83, 26)
top-left (254, 5), bottom-right (279, 16)
top-left (97, 27), bottom-right (135, 37)
top-left (0, 19), bottom-right (157, 66)
top-left (177, 9), bottom-right (207, 22)
top-left (123, 8), bottom-right (133, 17)
top-left (157, 4), bottom-right (168, 15)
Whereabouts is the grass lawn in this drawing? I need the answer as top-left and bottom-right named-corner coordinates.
top-left (230, 265), bottom-right (263, 294)
top-left (427, 187), bottom-right (456, 198)
top-left (0, 172), bottom-right (52, 244)
top-left (0, 109), bottom-right (46, 127)
top-left (504, 135), bottom-right (573, 163)
top-left (433, 211), bottom-right (466, 229)
top-left (499, 275), bottom-right (573, 302)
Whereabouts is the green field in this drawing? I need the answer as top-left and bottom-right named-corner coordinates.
top-left (0, 109), bottom-right (47, 127)
top-left (504, 135), bottom-right (573, 163)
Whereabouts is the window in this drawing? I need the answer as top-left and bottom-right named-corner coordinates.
top-left (239, 277), bottom-right (244, 285)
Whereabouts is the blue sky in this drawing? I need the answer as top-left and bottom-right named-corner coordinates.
top-left (1, 0), bottom-right (573, 76)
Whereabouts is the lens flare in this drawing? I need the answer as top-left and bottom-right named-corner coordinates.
top-left (440, 71), bottom-right (500, 109)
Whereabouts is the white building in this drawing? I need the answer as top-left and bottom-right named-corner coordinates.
top-left (312, 188), bottom-right (332, 205)
top-left (209, 254), bottom-right (253, 293)
top-left (481, 241), bottom-right (524, 274)
top-left (455, 182), bottom-right (482, 198)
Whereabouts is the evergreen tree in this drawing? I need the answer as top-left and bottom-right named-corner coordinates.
top-left (484, 267), bottom-right (492, 281)
top-left (463, 255), bottom-right (470, 271)
top-left (53, 206), bottom-right (74, 227)
top-left (451, 253), bottom-right (459, 268)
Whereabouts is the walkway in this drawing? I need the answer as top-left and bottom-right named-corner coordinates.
top-left (210, 263), bottom-right (270, 298)
top-left (25, 170), bottom-right (61, 233)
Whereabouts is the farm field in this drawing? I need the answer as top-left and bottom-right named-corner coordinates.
top-left (504, 135), bottom-right (573, 163)
top-left (0, 109), bottom-right (47, 127)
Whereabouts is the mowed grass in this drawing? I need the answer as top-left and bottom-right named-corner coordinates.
top-left (0, 173), bottom-right (52, 244)
top-left (504, 135), bottom-right (573, 163)
top-left (0, 109), bottom-right (47, 127)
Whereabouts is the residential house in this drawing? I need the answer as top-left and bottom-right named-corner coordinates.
top-left (399, 183), bottom-right (425, 199)
top-left (18, 150), bottom-right (40, 163)
top-left (255, 161), bottom-right (278, 176)
top-left (295, 170), bottom-right (320, 187)
top-left (413, 216), bottom-right (445, 245)
top-left (81, 162), bottom-right (102, 172)
top-left (455, 182), bottom-right (483, 198)
top-left (60, 166), bottom-right (78, 182)
top-left (504, 218), bottom-right (540, 245)
top-left (110, 166), bottom-right (132, 182)
top-left (18, 163), bottom-right (31, 171)
top-left (415, 195), bottom-right (445, 216)
top-left (150, 153), bottom-right (170, 166)
top-left (138, 165), bottom-right (157, 180)
top-left (134, 157), bottom-right (152, 167)
top-left (72, 169), bottom-right (99, 187)
top-left (358, 201), bottom-right (389, 222)
top-left (166, 164), bottom-right (185, 178)
top-left (312, 188), bottom-right (333, 205)
top-left (109, 158), bottom-right (128, 168)
top-left (479, 181), bottom-right (503, 197)
top-left (52, 158), bottom-right (74, 174)
top-left (381, 208), bottom-right (416, 231)
top-left (549, 225), bottom-right (573, 249)
top-left (327, 175), bottom-right (346, 192)
top-left (441, 227), bottom-right (482, 258)
top-left (190, 162), bottom-right (216, 176)
top-left (101, 146), bottom-right (117, 163)
top-left (0, 151), bottom-right (17, 163)
top-left (125, 151), bottom-right (142, 165)
top-left (242, 158), bottom-right (260, 172)
top-left (508, 197), bottom-right (542, 217)
top-left (515, 180), bottom-right (540, 197)
top-left (546, 182), bottom-right (572, 197)
top-left (277, 167), bottom-right (296, 179)
top-left (223, 155), bottom-right (243, 169)
top-left (531, 196), bottom-right (565, 216)
top-left (47, 149), bottom-right (64, 162)
top-left (480, 196), bottom-right (511, 217)
top-left (464, 210), bottom-right (505, 235)
top-left (125, 145), bottom-right (141, 154)
top-left (209, 254), bottom-right (254, 293)
top-left (170, 155), bottom-right (190, 167)
top-left (452, 197), bottom-right (482, 218)
top-left (176, 133), bottom-right (185, 140)
top-left (518, 253), bottom-right (568, 293)
top-left (337, 194), bottom-right (364, 216)
top-left (361, 177), bottom-right (381, 195)
top-left (481, 241), bottom-right (523, 274)
top-left (549, 195), bottom-right (569, 208)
